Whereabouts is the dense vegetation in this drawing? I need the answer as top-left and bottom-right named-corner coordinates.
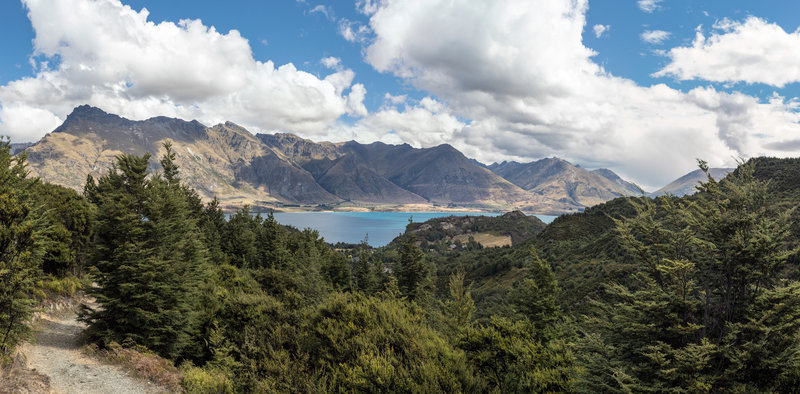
top-left (4, 137), bottom-right (800, 392)
top-left (0, 139), bottom-right (93, 365)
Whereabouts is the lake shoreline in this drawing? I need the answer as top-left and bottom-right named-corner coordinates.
top-left (251, 211), bottom-right (559, 247)
top-left (218, 201), bottom-right (574, 216)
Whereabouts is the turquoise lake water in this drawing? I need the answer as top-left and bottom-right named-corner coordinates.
top-left (270, 212), bottom-right (558, 247)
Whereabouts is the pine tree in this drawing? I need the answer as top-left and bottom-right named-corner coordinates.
top-left (441, 271), bottom-right (475, 340)
top-left (221, 206), bottom-right (259, 268)
top-left (0, 141), bottom-right (38, 364)
top-left (352, 235), bottom-right (377, 293)
top-left (578, 159), bottom-right (800, 392)
top-left (82, 144), bottom-right (207, 360)
top-left (396, 230), bottom-right (428, 301)
top-left (199, 197), bottom-right (228, 265)
top-left (510, 246), bottom-right (560, 334)
top-left (256, 210), bottom-right (288, 269)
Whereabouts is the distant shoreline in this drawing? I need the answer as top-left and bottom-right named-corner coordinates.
top-left (218, 201), bottom-right (574, 216)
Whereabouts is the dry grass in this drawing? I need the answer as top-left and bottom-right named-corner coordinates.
top-left (452, 232), bottom-right (512, 248)
top-left (84, 342), bottom-right (182, 392)
top-left (0, 352), bottom-right (51, 394)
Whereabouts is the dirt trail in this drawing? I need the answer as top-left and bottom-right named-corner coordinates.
top-left (15, 310), bottom-right (171, 394)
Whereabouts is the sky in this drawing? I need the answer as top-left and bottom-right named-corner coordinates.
top-left (2, 0), bottom-right (800, 190)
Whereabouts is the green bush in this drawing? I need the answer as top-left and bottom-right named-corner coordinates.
top-left (39, 275), bottom-right (83, 297)
top-left (181, 365), bottom-right (234, 394)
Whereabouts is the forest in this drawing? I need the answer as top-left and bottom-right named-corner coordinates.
top-left (2, 137), bottom-right (800, 393)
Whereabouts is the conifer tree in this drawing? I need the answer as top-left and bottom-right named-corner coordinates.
top-left (257, 210), bottom-right (289, 269)
top-left (221, 206), bottom-right (259, 268)
top-left (82, 143), bottom-right (207, 360)
top-left (396, 230), bottom-right (428, 301)
top-left (510, 246), bottom-right (560, 334)
top-left (0, 141), bottom-right (38, 363)
top-left (199, 197), bottom-right (227, 265)
top-left (578, 159), bottom-right (800, 392)
top-left (352, 235), bottom-right (377, 293)
top-left (441, 271), bottom-right (475, 340)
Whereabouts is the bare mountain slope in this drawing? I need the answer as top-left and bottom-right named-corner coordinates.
top-left (25, 105), bottom-right (337, 205)
top-left (488, 158), bottom-right (642, 207)
top-left (651, 168), bottom-right (734, 197)
top-left (23, 105), bottom-right (639, 213)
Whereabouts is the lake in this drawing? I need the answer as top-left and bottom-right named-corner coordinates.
top-left (268, 212), bottom-right (558, 247)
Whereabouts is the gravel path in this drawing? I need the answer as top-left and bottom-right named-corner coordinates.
top-left (19, 311), bottom-right (171, 394)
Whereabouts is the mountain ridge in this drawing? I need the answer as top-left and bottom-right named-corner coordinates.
top-left (22, 105), bottom-right (643, 214)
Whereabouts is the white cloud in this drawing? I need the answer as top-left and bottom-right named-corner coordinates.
top-left (353, 0), bottom-right (800, 189)
top-left (321, 56), bottom-right (341, 69)
top-left (638, 0), bottom-right (663, 13)
top-left (641, 30), bottom-right (671, 44)
top-left (593, 24), bottom-right (610, 38)
top-left (355, 0), bottom-right (380, 16)
top-left (330, 97), bottom-right (465, 147)
top-left (655, 17), bottom-right (800, 87)
top-left (0, 0), bottom-right (363, 142)
top-left (309, 4), bottom-right (334, 20)
top-left (346, 83), bottom-right (368, 117)
top-left (338, 19), bottom-right (371, 43)
top-left (384, 93), bottom-right (407, 105)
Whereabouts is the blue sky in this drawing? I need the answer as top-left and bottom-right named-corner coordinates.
top-left (1, 0), bottom-right (800, 189)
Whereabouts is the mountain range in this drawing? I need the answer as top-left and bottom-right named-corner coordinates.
top-left (17, 105), bottom-right (698, 214)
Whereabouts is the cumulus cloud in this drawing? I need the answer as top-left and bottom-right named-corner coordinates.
top-left (329, 97), bottom-right (465, 147)
top-left (346, 83), bottom-right (368, 117)
top-left (641, 29), bottom-right (671, 44)
top-left (352, 0), bottom-right (800, 189)
top-left (593, 24), bottom-right (610, 38)
top-left (654, 17), bottom-right (800, 87)
top-left (0, 0), bottom-right (364, 142)
top-left (638, 0), bottom-right (663, 13)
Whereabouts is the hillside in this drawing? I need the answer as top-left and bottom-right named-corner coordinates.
top-left (488, 158), bottom-right (643, 207)
top-left (405, 210), bottom-right (547, 247)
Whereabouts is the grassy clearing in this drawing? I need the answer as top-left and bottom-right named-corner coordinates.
top-left (452, 232), bottom-right (512, 248)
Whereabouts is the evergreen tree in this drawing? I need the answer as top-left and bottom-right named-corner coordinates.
top-left (509, 246), bottom-right (560, 335)
top-left (578, 160), bottom-right (800, 392)
top-left (457, 316), bottom-right (575, 392)
top-left (256, 210), bottom-right (288, 269)
top-left (396, 230), bottom-right (428, 301)
top-left (221, 206), bottom-right (259, 268)
top-left (351, 235), bottom-right (377, 293)
top-left (33, 182), bottom-right (94, 276)
top-left (199, 197), bottom-right (228, 265)
top-left (0, 141), bottom-right (38, 364)
top-left (82, 144), bottom-right (207, 360)
top-left (440, 271), bottom-right (475, 340)
top-left (306, 292), bottom-right (478, 392)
